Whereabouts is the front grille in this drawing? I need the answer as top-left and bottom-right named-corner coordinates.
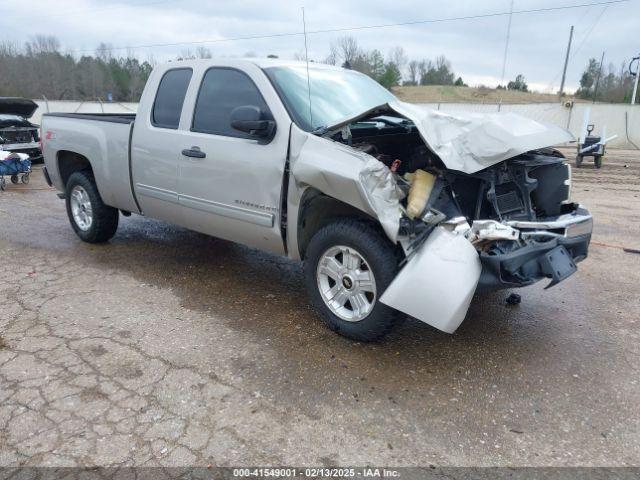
top-left (496, 190), bottom-right (523, 214)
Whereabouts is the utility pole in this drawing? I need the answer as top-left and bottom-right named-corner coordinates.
top-left (593, 51), bottom-right (605, 103)
top-left (631, 54), bottom-right (640, 105)
top-left (558, 25), bottom-right (574, 97)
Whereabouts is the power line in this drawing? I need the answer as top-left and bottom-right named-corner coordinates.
top-left (566, 6), bottom-right (609, 60)
top-left (499, 0), bottom-right (515, 86)
top-left (68, 0), bottom-right (629, 54)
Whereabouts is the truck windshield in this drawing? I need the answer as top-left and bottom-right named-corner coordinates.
top-left (264, 66), bottom-right (396, 132)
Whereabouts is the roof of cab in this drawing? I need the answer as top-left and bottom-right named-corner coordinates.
top-left (161, 57), bottom-right (345, 72)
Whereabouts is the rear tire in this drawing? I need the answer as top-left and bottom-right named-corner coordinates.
top-left (65, 171), bottom-right (119, 243)
top-left (304, 219), bottom-right (403, 342)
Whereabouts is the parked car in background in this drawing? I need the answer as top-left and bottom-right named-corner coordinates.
top-left (40, 59), bottom-right (592, 342)
top-left (0, 97), bottom-right (42, 163)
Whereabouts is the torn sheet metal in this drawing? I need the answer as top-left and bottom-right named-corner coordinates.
top-left (292, 132), bottom-right (404, 242)
top-left (357, 158), bottom-right (405, 242)
top-left (324, 101), bottom-right (575, 174)
top-left (380, 227), bottom-right (482, 334)
top-left (468, 220), bottom-right (520, 243)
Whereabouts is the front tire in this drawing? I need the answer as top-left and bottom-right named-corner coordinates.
top-left (594, 155), bottom-right (603, 169)
top-left (304, 219), bottom-right (403, 342)
top-left (65, 171), bottom-right (119, 243)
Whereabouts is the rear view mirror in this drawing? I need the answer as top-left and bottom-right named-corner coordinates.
top-left (230, 105), bottom-right (275, 139)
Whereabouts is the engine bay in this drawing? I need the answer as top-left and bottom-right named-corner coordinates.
top-left (332, 116), bottom-right (573, 225)
top-left (324, 115), bottom-right (590, 290)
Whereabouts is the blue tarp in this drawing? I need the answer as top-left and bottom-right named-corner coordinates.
top-left (0, 156), bottom-right (30, 176)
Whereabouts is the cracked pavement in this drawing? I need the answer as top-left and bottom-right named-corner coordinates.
top-left (0, 149), bottom-right (639, 467)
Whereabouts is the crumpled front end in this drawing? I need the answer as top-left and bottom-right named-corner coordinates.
top-left (376, 155), bottom-right (592, 334)
top-left (292, 106), bottom-right (591, 334)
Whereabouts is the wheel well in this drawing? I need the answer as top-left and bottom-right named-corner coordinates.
top-left (57, 151), bottom-right (93, 187)
top-left (297, 189), bottom-right (376, 259)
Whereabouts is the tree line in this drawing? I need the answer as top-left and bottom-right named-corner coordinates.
top-left (0, 34), bottom-right (470, 101)
top-left (0, 35), bottom-right (152, 102)
top-left (0, 34), bottom-right (636, 103)
top-left (575, 57), bottom-right (637, 103)
top-left (319, 36), bottom-right (467, 88)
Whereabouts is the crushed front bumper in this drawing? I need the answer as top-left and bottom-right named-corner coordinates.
top-left (478, 205), bottom-right (593, 291)
top-left (378, 205), bottom-right (592, 335)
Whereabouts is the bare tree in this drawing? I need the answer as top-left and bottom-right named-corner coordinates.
top-left (435, 55), bottom-right (451, 73)
top-left (388, 46), bottom-right (407, 70)
top-left (195, 46), bottom-right (212, 59)
top-left (95, 43), bottom-right (113, 63)
top-left (407, 60), bottom-right (420, 85)
top-left (418, 60), bottom-right (428, 84)
top-left (324, 44), bottom-right (339, 65)
top-left (25, 35), bottom-right (60, 55)
top-left (177, 49), bottom-right (195, 60)
top-left (334, 36), bottom-right (360, 67)
top-left (385, 46), bottom-right (407, 84)
top-left (145, 53), bottom-right (158, 68)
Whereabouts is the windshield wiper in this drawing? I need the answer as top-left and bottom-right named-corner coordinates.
top-left (311, 125), bottom-right (329, 135)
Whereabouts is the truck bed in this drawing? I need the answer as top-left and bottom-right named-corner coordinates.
top-left (43, 112), bottom-right (136, 124)
top-left (42, 111), bottom-right (139, 214)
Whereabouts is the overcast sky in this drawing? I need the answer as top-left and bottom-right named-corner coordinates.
top-left (2, 0), bottom-right (638, 92)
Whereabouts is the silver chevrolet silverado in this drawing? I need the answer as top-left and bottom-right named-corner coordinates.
top-left (41, 59), bottom-right (593, 341)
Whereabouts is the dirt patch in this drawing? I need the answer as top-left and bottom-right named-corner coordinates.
top-left (0, 336), bottom-right (7, 349)
top-left (392, 85), bottom-right (590, 104)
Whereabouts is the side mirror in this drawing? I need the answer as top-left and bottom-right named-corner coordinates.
top-left (230, 105), bottom-right (275, 138)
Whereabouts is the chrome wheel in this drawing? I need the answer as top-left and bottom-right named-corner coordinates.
top-left (70, 185), bottom-right (93, 231)
top-left (316, 245), bottom-right (377, 322)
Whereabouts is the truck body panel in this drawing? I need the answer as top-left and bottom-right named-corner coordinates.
top-left (380, 226), bottom-right (482, 334)
top-left (41, 58), bottom-right (593, 336)
top-left (42, 114), bottom-right (138, 214)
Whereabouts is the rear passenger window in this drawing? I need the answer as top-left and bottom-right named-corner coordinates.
top-left (192, 68), bottom-right (271, 138)
top-left (152, 68), bottom-right (192, 129)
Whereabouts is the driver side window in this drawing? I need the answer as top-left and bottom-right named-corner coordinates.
top-left (191, 68), bottom-right (271, 138)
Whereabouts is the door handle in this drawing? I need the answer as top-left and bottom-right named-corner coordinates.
top-left (181, 147), bottom-right (206, 158)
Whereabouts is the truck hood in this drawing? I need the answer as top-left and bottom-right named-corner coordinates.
top-left (324, 101), bottom-right (574, 174)
top-left (0, 98), bottom-right (38, 119)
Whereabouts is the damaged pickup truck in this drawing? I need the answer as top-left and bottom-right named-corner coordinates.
top-left (41, 59), bottom-right (592, 341)
top-left (0, 97), bottom-right (42, 162)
